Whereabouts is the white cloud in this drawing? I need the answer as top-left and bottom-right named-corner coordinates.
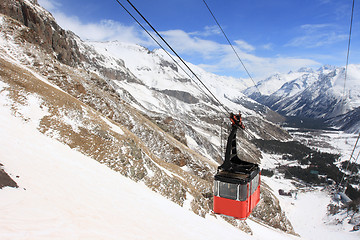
top-left (190, 25), bottom-right (221, 37)
top-left (160, 29), bottom-right (223, 58)
top-left (286, 23), bottom-right (347, 48)
top-left (234, 39), bottom-right (255, 52)
top-left (199, 50), bottom-right (320, 80)
top-left (36, 0), bottom-right (322, 80)
top-left (37, 0), bottom-right (153, 45)
top-left (158, 29), bottom-right (321, 79)
top-left (262, 43), bottom-right (273, 50)
top-left (38, 0), bottom-right (60, 11)
top-left (52, 11), bottom-right (159, 47)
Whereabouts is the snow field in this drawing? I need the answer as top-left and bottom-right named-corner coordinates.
top-left (0, 97), bottom-right (258, 240)
top-left (0, 75), bottom-right (358, 239)
top-left (263, 176), bottom-right (360, 240)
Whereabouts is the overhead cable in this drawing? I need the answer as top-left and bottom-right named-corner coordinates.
top-left (116, 0), bottom-right (231, 117)
top-left (114, 0), bottom-right (226, 116)
top-left (343, 0), bottom-right (355, 99)
top-left (338, 132), bottom-right (360, 192)
top-left (202, 0), bottom-right (261, 95)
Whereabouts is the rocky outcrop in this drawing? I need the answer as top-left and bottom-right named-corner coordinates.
top-left (0, 0), bottom-right (137, 83)
top-left (0, 0), bottom-right (84, 66)
top-left (159, 89), bottom-right (200, 104)
top-left (251, 182), bottom-right (296, 235)
top-left (0, 163), bottom-right (18, 189)
top-left (0, 0), bottom-right (297, 234)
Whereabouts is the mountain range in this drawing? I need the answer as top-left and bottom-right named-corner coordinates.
top-left (0, 0), bottom-right (294, 235)
top-left (0, 0), bottom-right (359, 238)
top-left (243, 65), bottom-right (360, 133)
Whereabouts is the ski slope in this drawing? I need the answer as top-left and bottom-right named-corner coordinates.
top-left (0, 95), bottom-right (296, 240)
top-left (263, 176), bottom-right (360, 240)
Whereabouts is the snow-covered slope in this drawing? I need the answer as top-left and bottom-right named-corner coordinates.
top-left (1, 84), bottom-right (359, 240)
top-left (90, 40), bottom-right (253, 98)
top-left (0, 98), bottom-right (294, 240)
top-left (263, 176), bottom-right (360, 240)
top-left (244, 65), bottom-right (360, 133)
top-left (88, 40), bottom-right (263, 122)
top-left (1, 0), bottom-right (358, 238)
top-left (0, 0), bottom-right (294, 234)
top-left (85, 40), bottom-right (291, 159)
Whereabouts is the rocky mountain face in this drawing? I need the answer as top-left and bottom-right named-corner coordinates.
top-left (0, 0), bottom-right (295, 234)
top-left (244, 66), bottom-right (360, 133)
top-left (326, 107), bottom-right (360, 133)
top-left (0, 0), bottom-right (84, 66)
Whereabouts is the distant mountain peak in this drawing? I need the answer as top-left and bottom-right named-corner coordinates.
top-left (297, 67), bottom-right (314, 73)
top-left (244, 64), bottom-right (360, 133)
top-left (317, 64), bottom-right (336, 72)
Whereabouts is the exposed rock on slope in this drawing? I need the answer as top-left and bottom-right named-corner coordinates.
top-left (0, 163), bottom-right (18, 189)
top-left (326, 107), bottom-right (360, 134)
top-left (0, 0), bottom-right (295, 234)
top-left (0, 44), bottom-right (213, 217)
top-left (0, 0), bottom-right (83, 66)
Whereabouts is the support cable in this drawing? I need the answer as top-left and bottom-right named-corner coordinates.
top-left (349, 149), bottom-right (360, 173)
top-left (115, 0), bottom-right (297, 180)
top-left (119, 0), bottom-right (231, 117)
top-left (202, 0), bottom-right (261, 94)
top-left (338, 132), bottom-right (360, 192)
top-left (343, 0), bottom-right (355, 99)
top-left (114, 0), bottom-right (228, 117)
top-left (344, 148), bottom-right (360, 190)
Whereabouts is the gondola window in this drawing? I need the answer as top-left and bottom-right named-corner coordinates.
top-left (219, 182), bottom-right (238, 200)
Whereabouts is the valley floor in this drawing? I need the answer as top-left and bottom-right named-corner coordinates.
top-left (286, 127), bottom-right (359, 161)
top-left (264, 176), bottom-right (359, 240)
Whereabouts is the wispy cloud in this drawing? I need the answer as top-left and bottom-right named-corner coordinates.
top-left (286, 23), bottom-right (347, 48)
top-left (39, 0), bottom-right (154, 44)
top-left (53, 11), bottom-right (151, 44)
top-left (37, 0), bottom-right (321, 79)
top-left (261, 43), bottom-right (273, 50)
top-left (190, 25), bottom-right (221, 37)
top-left (234, 40), bottom-right (255, 52)
top-left (199, 51), bottom-right (320, 80)
top-left (38, 0), bottom-right (60, 11)
top-left (159, 29), bottom-right (320, 78)
top-left (160, 29), bottom-right (225, 59)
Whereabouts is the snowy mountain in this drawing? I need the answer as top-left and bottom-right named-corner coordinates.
top-left (0, 0), bottom-right (296, 235)
top-left (326, 106), bottom-right (360, 133)
top-left (244, 65), bottom-right (360, 133)
top-left (3, 97), bottom-right (359, 240)
top-left (1, 0), bottom-right (359, 239)
top-left (0, 103), bottom-right (296, 240)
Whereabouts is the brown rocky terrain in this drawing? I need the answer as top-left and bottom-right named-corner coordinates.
top-left (0, 0), bottom-right (296, 235)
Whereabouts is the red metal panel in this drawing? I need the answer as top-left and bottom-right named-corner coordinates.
top-left (213, 185), bottom-right (260, 220)
top-left (249, 185), bottom-right (260, 213)
top-left (213, 195), bottom-right (248, 219)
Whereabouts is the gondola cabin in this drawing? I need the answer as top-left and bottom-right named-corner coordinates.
top-left (213, 164), bottom-right (260, 219)
top-left (213, 112), bottom-right (261, 220)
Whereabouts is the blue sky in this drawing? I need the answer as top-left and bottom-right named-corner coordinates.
top-left (38, 0), bottom-right (359, 79)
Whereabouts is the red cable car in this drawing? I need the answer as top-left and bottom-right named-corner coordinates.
top-left (213, 113), bottom-right (261, 220)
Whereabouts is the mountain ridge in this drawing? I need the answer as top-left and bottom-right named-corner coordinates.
top-left (0, 0), bottom-right (295, 235)
top-left (244, 65), bottom-right (360, 133)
